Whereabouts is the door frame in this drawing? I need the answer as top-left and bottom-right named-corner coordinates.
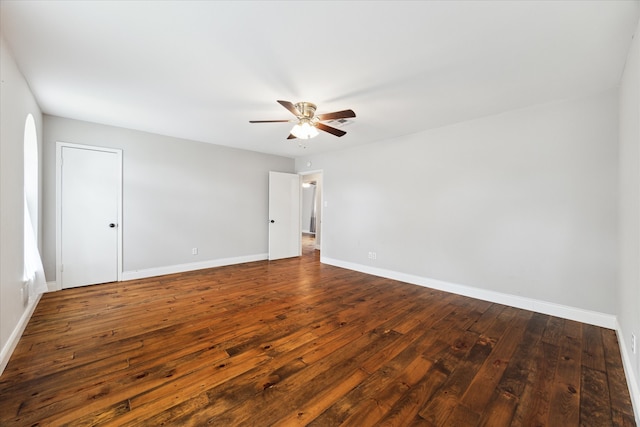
top-left (55, 142), bottom-right (123, 290)
top-left (299, 169), bottom-right (323, 252)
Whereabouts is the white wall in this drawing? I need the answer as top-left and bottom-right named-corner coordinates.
top-left (297, 90), bottom-right (619, 316)
top-left (42, 116), bottom-right (294, 282)
top-left (619, 17), bottom-right (640, 419)
top-left (0, 37), bottom-right (43, 373)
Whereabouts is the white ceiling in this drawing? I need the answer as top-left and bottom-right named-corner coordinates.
top-left (1, 1), bottom-right (638, 159)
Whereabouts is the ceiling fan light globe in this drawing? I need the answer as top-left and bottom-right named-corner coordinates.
top-left (291, 121), bottom-right (319, 139)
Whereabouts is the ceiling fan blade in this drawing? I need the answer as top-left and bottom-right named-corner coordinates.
top-left (316, 122), bottom-right (347, 137)
top-left (249, 120), bottom-right (291, 123)
top-left (287, 134), bottom-right (297, 140)
top-left (316, 109), bottom-right (356, 121)
top-left (277, 100), bottom-right (301, 117)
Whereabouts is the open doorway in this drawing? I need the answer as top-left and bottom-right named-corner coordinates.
top-left (300, 171), bottom-right (322, 254)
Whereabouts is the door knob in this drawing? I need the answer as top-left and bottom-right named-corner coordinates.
top-left (270, 220), bottom-right (275, 223)
top-left (109, 223), bottom-right (116, 228)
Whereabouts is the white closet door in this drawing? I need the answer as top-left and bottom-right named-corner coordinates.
top-left (61, 146), bottom-right (120, 288)
top-left (268, 171), bottom-right (301, 260)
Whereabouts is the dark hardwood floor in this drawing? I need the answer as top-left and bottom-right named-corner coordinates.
top-left (0, 236), bottom-right (636, 426)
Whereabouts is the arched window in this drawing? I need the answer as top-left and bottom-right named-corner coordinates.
top-left (23, 114), bottom-right (46, 300)
top-left (24, 114), bottom-right (38, 239)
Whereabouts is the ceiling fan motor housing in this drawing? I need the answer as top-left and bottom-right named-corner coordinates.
top-left (295, 102), bottom-right (317, 119)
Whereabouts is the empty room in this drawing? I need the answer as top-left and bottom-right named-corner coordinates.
top-left (1, 1), bottom-right (639, 425)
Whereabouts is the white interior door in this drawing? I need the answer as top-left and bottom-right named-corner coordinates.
top-left (59, 145), bottom-right (121, 288)
top-left (269, 171), bottom-right (301, 260)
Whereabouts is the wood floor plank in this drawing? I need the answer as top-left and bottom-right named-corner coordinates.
top-left (339, 355), bottom-right (434, 426)
top-left (418, 333), bottom-right (494, 425)
top-left (474, 312), bottom-right (548, 426)
top-left (467, 303), bottom-right (505, 335)
top-left (582, 323), bottom-right (607, 372)
top-left (541, 314), bottom-right (565, 347)
top-left (510, 340), bottom-right (559, 427)
top-left (601, 329), bottom-right (637, 426)
top-left (0, 236), bottom-right (635, 426)
top-left (372, 357), bottom-right (443, 426)
top-left (442, 403), bottom-right (480, 427)
top-left (460, 307), bottom-right (530, 414)
top-left (580, 366), bottom-right (613, 427)
top-left (548, 319), bottom-right (584, 427)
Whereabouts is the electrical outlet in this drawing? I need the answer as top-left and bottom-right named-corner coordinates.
top-left (632, 333), bottom-right (636, 354)
top-left (192, 248), bottom-right (198, 255)
top-left (368, 251), bottom-right (377, 260)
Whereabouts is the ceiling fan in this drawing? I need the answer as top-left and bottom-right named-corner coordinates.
top-left (250, 100), bottom-right (356, 140)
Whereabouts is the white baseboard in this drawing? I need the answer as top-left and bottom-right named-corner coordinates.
top-left (616, 320), bottom-right (640, 424)
top-left (320, 257), bottom-right (617, 329)
top-left (47, 280), bottom-right (59, 292)
top-left (0, 293), bottom-right (41, 376)
top-left (121, 253), bottom-right (268, 281)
